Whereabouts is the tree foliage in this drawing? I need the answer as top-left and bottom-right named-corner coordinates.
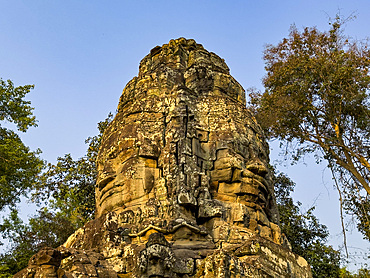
top-left (0, 114), bottom-right (113, 276)
top-left (250, 16), bottom-right (370, 239)
top-left (0, 79), bottom-right (36, 132)
top-left (340, 267), bottom-right (370, 278)
top-left (273, 170), bottom-right (341, 278)
top-left (0, 209), bottom-right (75, 277)
top-left (342, 182), bottom-right (370, 240)
top-left (0, 79), bottom-right (43, 211)
top-left (31, 113), bottom-right (113, 225)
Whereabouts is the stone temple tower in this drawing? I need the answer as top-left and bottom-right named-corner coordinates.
top-left (16, 38), bottom-right (312, 278)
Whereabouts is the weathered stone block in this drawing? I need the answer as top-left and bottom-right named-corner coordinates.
top-left (218, 182), bottom-right (241, 195)
top-left (211, 168), bottom-right (233, 182)
top-left (198, 199), bottom-right (224, 219)
top-left (29, 247), bottom-right (61, 267)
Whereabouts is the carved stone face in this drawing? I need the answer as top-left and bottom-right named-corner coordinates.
top-left (95, 38), bottom-right (279, 242)
top-left (96, 108), bottom-right (163, 216)
top-left (21, 39), bottom-right (312, 278)
top-left (193, 95), bottom-right (277, 234)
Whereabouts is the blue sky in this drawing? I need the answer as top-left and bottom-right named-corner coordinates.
top-left (1, 0), bottom-right (370, 269)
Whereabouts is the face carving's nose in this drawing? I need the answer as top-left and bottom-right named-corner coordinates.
top-left (246, 161), bottom-right (268, 177)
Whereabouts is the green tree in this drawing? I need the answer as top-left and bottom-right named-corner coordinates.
top-left (249, 16), bottom-right (370, 239)
top-left (0, 209), bottom-right (75, 277)
top-left (32, 113), bottom-right (113, 226)
top-left (0, 114), bottom-right (112, 276)
top-left (340, 266), bottom-right (370, 277)
top-left (0, 79), bottom-right (43, 211)
top-left (274, 170), bottom-right (341, 278)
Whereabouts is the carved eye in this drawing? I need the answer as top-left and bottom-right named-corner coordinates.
top-left (97, 175), bottom-right (115, 190)
top-left (246, 162), bottom-right (268, 177)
